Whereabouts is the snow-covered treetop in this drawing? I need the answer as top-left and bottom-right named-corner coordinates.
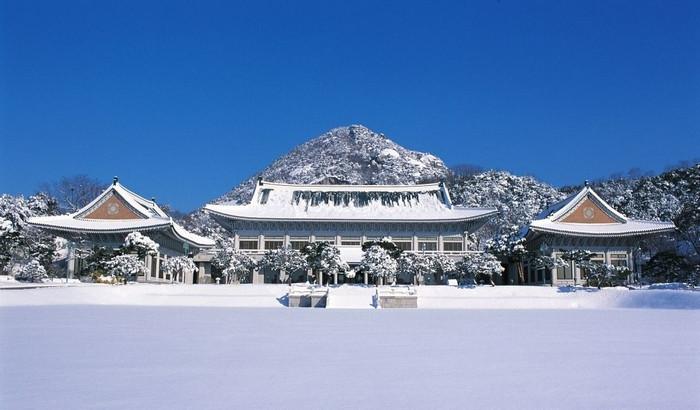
top-left (123, 232), bottom-right (159, 256)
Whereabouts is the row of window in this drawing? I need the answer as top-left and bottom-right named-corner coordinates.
top-left (235, 236), bottom-right (464, 251)
top-left (552, 253), bottom-right (628, 280)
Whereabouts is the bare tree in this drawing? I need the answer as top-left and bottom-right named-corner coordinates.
top-left (39, 175), bottom-right (105, 212)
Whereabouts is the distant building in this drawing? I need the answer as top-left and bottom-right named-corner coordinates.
top-left (523, 184), bottom-right (676, 286)
top-left (27, 177), bottom-right (214, 283)
top-left (205, 178), bottom-right (497, 283)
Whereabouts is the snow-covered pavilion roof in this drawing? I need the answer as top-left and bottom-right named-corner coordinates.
top-left (205, 180), bottom-right (497, 223)
top-left (28, 178), bottom-right (214, 248)
top-left (528, 185), bottom-right (675, 238)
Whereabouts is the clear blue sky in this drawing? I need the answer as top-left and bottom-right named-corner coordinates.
top-left (1, 0), bottom-right (698, 211)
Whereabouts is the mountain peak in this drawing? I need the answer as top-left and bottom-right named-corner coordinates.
top-left (215, 125), bottom-right (448, 204)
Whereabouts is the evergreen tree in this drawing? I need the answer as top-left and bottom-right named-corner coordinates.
top-left (301, 241), bottom-right (348, 285)
top-left (106, 254), bottom-right (147, 283)
top-left (211, 239), bottom-right (256, 283)
top-left (123, 232), bottom-right (159, 258)
top-left (259, 245), bottom-right (308, 284)
top-left (457, 253), bottom-right (504, 286)
top-left (360, 245), bottom-right (398, 285)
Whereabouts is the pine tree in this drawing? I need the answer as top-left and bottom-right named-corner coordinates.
top-left (211, 239), bottom-right (256, 283)
top-left (457, 253), bottom-right (504, 286)
top-left (106, 254), bottom-right (147, 284)
top-left (301, 241), bottom-right (348, 285)
top-left (259, 245), bottom-right (308, 284)
top-left (360, 245), bottom-right (398, 285)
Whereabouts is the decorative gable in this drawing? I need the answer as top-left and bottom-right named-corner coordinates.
top-left (80, 192), bottom-right (144, 220)
top-left (560, 196), bottom-right (619, 224)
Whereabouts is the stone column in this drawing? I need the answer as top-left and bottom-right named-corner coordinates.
top-left (438, 234), bottom-right (444, 252)
top-left (364, 271), bottom-right (368, 285)
top-left (258, 234), bottom-right (265, 252)
top-left (66, 243), bottom-right (76, 279)
top-left (154, 252), bottom-right (161, 281)
top-left (333, 272), bottom-right (338, 285)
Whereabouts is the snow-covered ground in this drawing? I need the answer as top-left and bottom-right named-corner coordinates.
top-left (1, 283), bottom-right (699, 310)
top-left (1, 305), bottom-right (698, 409)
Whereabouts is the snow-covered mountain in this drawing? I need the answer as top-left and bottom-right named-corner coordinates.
top-left (183, 125), bottom-right (450, 236)
top-left (216, 124), bottom-right (448, 204)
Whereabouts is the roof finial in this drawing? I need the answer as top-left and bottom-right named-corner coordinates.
top-left (113, 176), bottom-right (119, 185)
top-left (584, 179), bottom-right (589, 187)
top-left (151, 197), bottom-right (156, 203)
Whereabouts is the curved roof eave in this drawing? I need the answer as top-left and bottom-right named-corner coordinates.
top-left (205, 207), bottom-right (498, 223)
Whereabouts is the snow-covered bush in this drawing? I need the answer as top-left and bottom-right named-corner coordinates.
top-left (259, 246), bottom-right (308, 283)
top-left (14, 259), bottom-right (47, 283)
top-left (123, 232), bottom-right (159, 257)
top-left (457, 253), bottom-right (504, 286)
top-left (580, 262), bottom-right (629, 288)
top-left (162, 256), bottom-right (197, 283)
top-left (106, 254), bottom-right (147, 284)
top-left (360, 245), bottom-right (398, 285)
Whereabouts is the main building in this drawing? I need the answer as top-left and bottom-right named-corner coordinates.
top-left (205, 178), bottom-right (498, 283)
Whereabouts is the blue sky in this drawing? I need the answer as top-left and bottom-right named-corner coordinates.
top-left (1, 0), bottom-right (698, 211)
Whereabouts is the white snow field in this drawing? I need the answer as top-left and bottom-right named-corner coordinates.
top-left (1, 283), bottom-right (699, 310)
top-left (1, 285), bottom-right (699, 409)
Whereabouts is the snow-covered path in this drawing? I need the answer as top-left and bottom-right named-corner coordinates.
top-left (1, 306), bottom-right (698, 409)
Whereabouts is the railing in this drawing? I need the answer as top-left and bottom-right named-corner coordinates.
top-left (237, 249), bottom-right (483, 256)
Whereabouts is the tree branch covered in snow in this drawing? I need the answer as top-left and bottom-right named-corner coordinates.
top-left (211, 239), bottom-right (256, 283)
top-left (162, 256), bottom-right (197, 283)
top-left (360, 245), bottom-right (398, 285)
top-left (123, 232), bottom-right (159, 258)
top-left (106, 254), bottom-right (147, 284)
top-left (259, 246), bottom-right (308, 284)
top-left (457, 253), bottom-right (504, 286)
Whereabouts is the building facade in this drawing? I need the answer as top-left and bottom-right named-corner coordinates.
top-left (205, 179), bottom-right (497, 283)
top-left (523, 184), bottom-right (676, 286)
top-left (27, 178), bottom-right (215, 283)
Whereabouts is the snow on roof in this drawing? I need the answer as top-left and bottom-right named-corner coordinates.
top-left (171, 222), bottom-right (215, 247)
top-left (27, 215), bottom-right (172, 233)
top-left (206, 180), bottom-right (497, 222)
top-left (528, 185), bottom-right (676, 237)
top-left (529, 219), bottom-right (676, 237)
top-left (27, 179), bottom-right (214, 248)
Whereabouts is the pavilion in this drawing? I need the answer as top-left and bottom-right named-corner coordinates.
top-left (523, 183), bottom-right (676, 286)
top-left (27, 177), bottom-right (215, 283)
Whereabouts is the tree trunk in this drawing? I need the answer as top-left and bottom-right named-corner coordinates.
top-left (516, 261), bottom-right (524, 285)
